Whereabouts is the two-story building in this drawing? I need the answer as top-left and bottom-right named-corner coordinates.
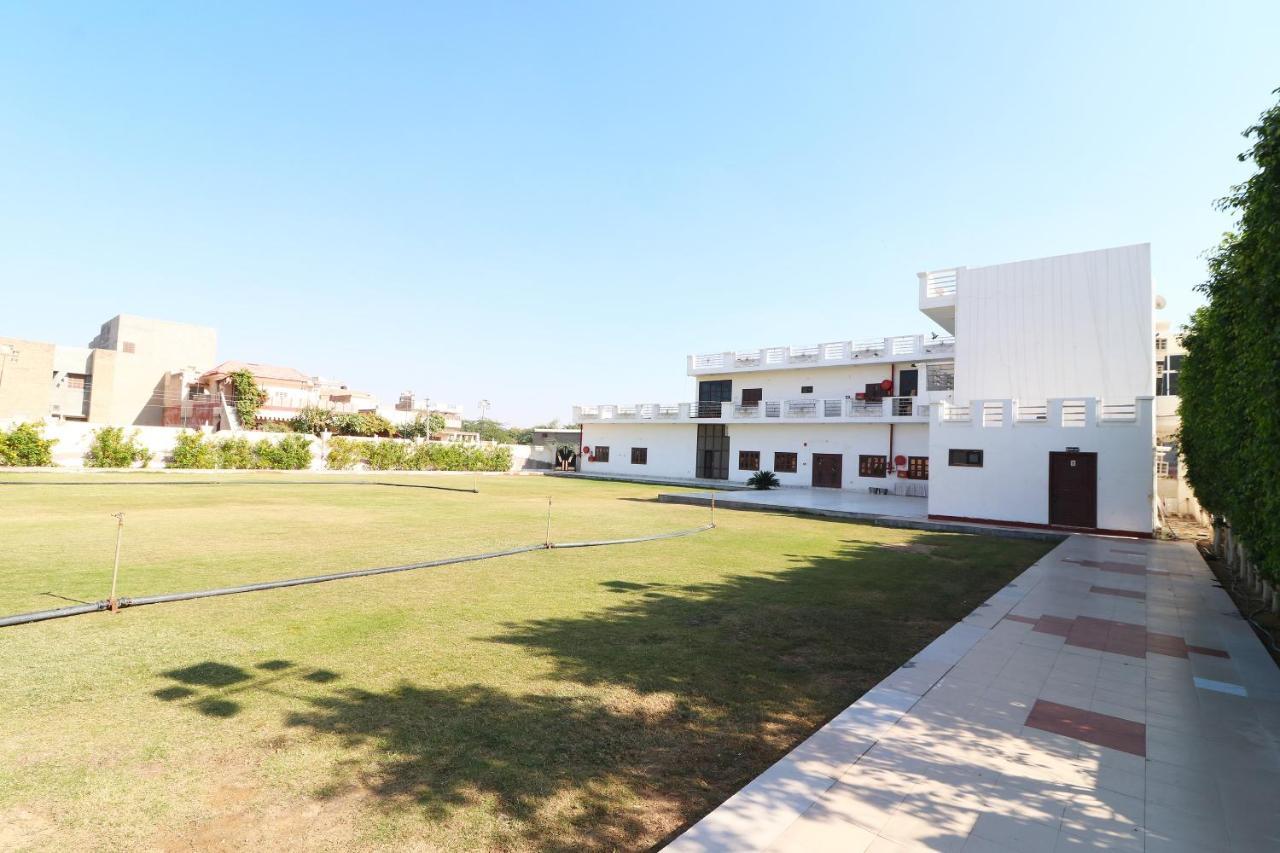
top-left (575, 244), bottom-right (1158, 537)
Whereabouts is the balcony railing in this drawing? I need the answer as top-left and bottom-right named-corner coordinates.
top-left (688, 333), bottom-right (955, 374)
top-left (575, 397), bottom-right (931, 424)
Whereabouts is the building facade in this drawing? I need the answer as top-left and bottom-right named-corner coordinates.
top-left (575, 244), bottom-right (1158, 536)
top-left (1, 314), bottom-right (217, 426)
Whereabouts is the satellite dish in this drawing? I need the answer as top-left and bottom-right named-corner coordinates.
top-left (1155, 295), bottom-right (1167, 310)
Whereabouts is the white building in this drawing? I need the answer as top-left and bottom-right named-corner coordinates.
top-left (575, 244), bottom-right (1158, 537)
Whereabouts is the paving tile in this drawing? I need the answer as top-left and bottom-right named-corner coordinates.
top-left (1024, 699), bottom-right (1146, 756)
top-left (671, 536), bottom-right (1280, 853)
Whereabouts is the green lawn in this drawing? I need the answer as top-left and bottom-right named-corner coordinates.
top-left (0, 474), bottom-right (1054, 851)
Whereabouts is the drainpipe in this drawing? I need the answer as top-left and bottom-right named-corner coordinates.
top-left (888, 364), bottom-right (896, 473)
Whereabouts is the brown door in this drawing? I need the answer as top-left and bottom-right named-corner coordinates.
top-left (1049, 451), bottom-right (1097, 528)
top-left (812, 453), bottom-right (842, 488)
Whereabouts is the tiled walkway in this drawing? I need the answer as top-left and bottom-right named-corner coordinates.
top-left (667, 535), bottom-right (1280, 852)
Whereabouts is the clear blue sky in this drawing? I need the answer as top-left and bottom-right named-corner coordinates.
top-left (2, 2), bottom-right (1277, 424)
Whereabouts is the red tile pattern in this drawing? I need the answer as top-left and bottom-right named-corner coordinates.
top-left (1000, 613), bottom-right (1230, 660)
top-left (1025, 699), bottom-right (1146, 756)
top-left (1089, 585), bottom-right (1146, 600)
top-left (1064, 557), bottom-right (1146, 576)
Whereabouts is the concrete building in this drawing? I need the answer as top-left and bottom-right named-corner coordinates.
top-left (575, 244), bottom-right (1158, 536)
top-left (1, 314), bottom-right (216, 426)
top-left (379, 391), bottom-right (466, 435)
top-left (172, 361), bottom-right (379, 429)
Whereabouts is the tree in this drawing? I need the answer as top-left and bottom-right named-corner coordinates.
top-left (1180, 90), bottom-right (1280, 582)
top-left (228, 369), bottom-right (265, 429)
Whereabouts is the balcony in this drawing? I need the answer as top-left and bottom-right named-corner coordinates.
top-left (574, 397), bottom-right (932, 425)
top-left (687, 333), bottom-right (956, 376)
top-left (918, 267), bottom-right (960, 333)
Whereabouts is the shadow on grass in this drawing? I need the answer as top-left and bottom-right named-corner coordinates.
top-left (150, 533), bottom-right (1054, 848)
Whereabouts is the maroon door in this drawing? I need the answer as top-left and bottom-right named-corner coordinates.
top-left (1049, 451), bottom-right (1098, 528)
top-left (812, 453), bottom-right (843, 488)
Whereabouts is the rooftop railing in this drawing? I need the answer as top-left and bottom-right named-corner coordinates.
top-left (688, 333), bottom-right (956, 374)
top-left (936, 398), bottom-right (1152, 429)
top-left (574, 397), bottom-right (931, 424)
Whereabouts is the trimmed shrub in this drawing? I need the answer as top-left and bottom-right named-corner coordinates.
top-left (326, 436), bottom-right (363, 470)
top-left (0, 422), bottom-right (58, 467)
top-left (254, 434), bottom-right (312, 470)
top-left (256, 421), bottom-right (294, 433)
top-left (214, 436), bottom-right (255, 469)
top-left (86, 427), bottom-right (152, 468)
top-left (169, 431), bottom-right (218, 469)
top-left (363, 439), bottom-right (408, 471)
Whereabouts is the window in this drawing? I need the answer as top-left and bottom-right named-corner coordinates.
top-left (65, 375), bottom-right (86, 390)
top-left (948, 449), bottom-right (983, 467)
top-left (593, 445), bottom-right (610, 462)
top-left (738, 450), bottom-right (760, 471)
top-left (1156, 336), bottom-right (1167, 351)
top-left (859, 455), bottom-right (887, 478)
top-left (907, 456), bottom-right (929, 480)
top-left (122, 341), bottom-right (136, 354)
top-left (927, 361), bottom-right (955, 391)
top-left (800, 385), bottom-right (814, 394)
top-left (631, 447), bottom-right (647, 465)
top-left (741, 388), bottom-right (763, 406)
top-left (774, 451), bottom-right (798, 473)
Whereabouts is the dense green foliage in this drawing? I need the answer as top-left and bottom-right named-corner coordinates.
top-left (252, 434), bottom-right (313, 470)
top-left (1180, 92), bottom-right (1280, 581)
top-left (166, 432), bottom-right (312, 469)
top-left (393, 412), bottom-right (446, 439)
top-left (320, 437), bottom-right (512, 471)
top-left (747, 470), bottom-right (780, 490)
top-left (290, 407), bottom-right (398, 437)
top-left (169, 430), bottom-right (218, 469)
top-left (324, 436), bottom-right (363, 470)
top-left (85, 427), bottom-right (152, 468)
top-left (0, 422), bottom-right (58, 467)
top-left (214, 436), bottom-right (256, 469)
top-left (228, 370), bottom-right (265, 429)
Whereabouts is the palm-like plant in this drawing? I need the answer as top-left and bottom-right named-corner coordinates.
top-left (746, 470), bottom-right (780, 490)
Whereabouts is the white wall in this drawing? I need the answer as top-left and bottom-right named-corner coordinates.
top-left (927, 399), bottom-right (1155, 534)
top-left (580, 421), bottom-right (931, 491)
top-left (580, 423), bottom-right (697, 478)
top-left (954, 244), bottom-right (1153, 403)
top-left (695, 362), bottom-right (948, 403)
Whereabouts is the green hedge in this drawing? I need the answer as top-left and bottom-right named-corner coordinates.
top-left (0, 422), bottom-right (58, 467)
top-left (166, 431), bottom-right (313, 470)
top-left (322, 438), bottom-right (511, 472)
top-left (86, 427), bottom-right (152, 468)
top-left (1180, 91), bottom-right (1280, 582)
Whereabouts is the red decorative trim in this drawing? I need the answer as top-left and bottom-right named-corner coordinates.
top-left (927, 514), bottom-right (1153, 539)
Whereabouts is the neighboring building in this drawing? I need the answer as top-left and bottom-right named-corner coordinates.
top-left (172, 361), bottom-right (379, 428)
top-left (1, 314), bottom-right (216, 426)
top-left (1153, 319), bottom-right (1196, 515)
top-left (575, 244), bottom-right (1158, 536)
top-left (531, 427), bottom-right (582, 469)
top-left (377, 391), bottom-right (473, 440)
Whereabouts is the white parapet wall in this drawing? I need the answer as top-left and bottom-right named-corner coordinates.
top-left (927, 398), bottom-right (1156, 535)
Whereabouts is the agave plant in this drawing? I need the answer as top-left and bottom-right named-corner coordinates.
top-left (746, 470), bottom-right (780, 490)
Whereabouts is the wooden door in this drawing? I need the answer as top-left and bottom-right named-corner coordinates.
top-left (1049, 452), bottom-right (1097, 528)
top-left (812, 453), bottom-right (843, 488)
